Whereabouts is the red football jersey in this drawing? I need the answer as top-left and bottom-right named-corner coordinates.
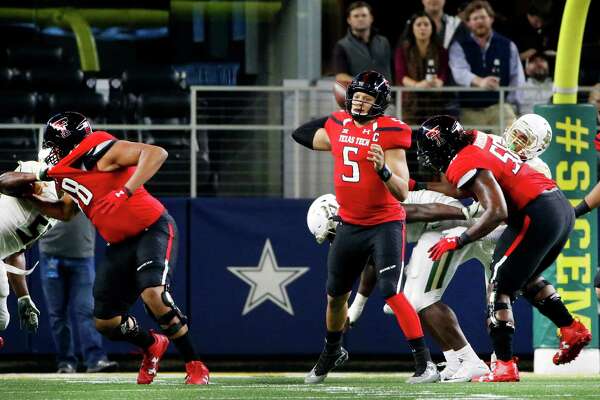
top-left (446, 131), bottom-right (556, 211)
top-left (48, 131), bottom-right (165, 243)
top-left (325, 111), bottom-right (411, 226)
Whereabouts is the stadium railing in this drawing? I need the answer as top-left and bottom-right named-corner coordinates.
top-left (0, 86), bottom-right (597, 198)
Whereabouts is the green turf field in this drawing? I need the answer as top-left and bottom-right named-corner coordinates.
top-left (2, 372), bottom-right (600, 400)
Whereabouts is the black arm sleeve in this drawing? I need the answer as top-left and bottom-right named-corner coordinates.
top-left (292, 117), bottom-right (328, 149)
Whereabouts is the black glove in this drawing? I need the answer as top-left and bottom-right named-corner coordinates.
top-left (17, 295), bottom-right (40, 333)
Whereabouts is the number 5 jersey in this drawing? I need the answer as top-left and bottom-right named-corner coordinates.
top-left (47, 131), bottom-right (165, 244)
top-left (325, 110), bottom-right (412, 226)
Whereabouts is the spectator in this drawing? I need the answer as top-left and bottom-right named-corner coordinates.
top-left (39, 213), bottom-right (118, 373)
top-left (332, 1), bottom-right (392, 83)
top-left (589, 84), bottom-right (600, 127)
top-left (511, 5), bottom-right (559, 63)
top-left (395, 12), bottom-right (449, 124)
top-left (520, 53), bottom-right (553, 115)
top-left (421, 0), bottom-right (469, 49)
top-left (449, 0), bottom-right (525, 132)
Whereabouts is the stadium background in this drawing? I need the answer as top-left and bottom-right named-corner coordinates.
top-left (0, 0), bottom-right (598, 373)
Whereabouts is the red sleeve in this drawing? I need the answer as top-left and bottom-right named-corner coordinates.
top-left (438, 48), bottom-right (449, 83)
top-left (324, 112), bottom-right (344, 141)
top-left (394, 46), bottom-right (408, 85)
top-left (379, 119), bottom-right (411, 150)
top-left (445, 147), bottom-right (479, 188)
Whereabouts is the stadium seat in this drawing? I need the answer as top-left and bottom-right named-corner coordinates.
top-left (5, 46), bottom-right (64, 67)
top-left (121, 67), bottom-right (186, 93)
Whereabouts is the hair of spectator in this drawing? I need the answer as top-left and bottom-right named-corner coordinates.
top-left (346, 1), bottom-right (373, 18)
top-left (464, 0), bottom-right (495, 21)
top-left (404, 11), bottom-right (440, 47)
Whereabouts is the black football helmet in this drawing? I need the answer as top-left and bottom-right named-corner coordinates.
top-left (345, 70), bottom-right (391, 123)
top-left (416, 115), bottom-right (473, 173)
top-left (42, 111), bottom-right (92, 165)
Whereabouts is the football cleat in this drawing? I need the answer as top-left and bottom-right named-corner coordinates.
top-left (406, 361), bottom-right (440, 384)
top-left (553, 319), bottom-right (592, 365)
top-left (137, 331), bottom-right (169, 384)
top-left (443, 359), bottom-right (490, 383)
top-left (438, 361), bottom-right (461, 382)
top-left (473, 358), bottom-right (519, 382)
top-left (304, 346), bottom-right (349, 384)
top-left (185, 360), bottom-right (210, 385)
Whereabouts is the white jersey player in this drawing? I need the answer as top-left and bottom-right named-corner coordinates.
top-left (0, 161), bottom-right (58, 334)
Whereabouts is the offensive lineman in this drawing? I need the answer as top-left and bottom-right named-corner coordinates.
top-left (293, 70), bottom-right (438, 384)
top-left (4, 112), bottom-right (209, 384)
top-left (416, 114), bottom-right (581, 382)
top-left (0, 161), bottom-right (56, 338)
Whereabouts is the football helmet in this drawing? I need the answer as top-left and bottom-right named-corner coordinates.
top-left (306, 194), bottom-right (339, 244)
top-left (42, 111), bottom-right (93, 165)
top-left (504, 113), bottom-right (552, 161)
top-left (416, 115), bottom-right (473, 173)
top-left (345, 70), bottom-right (391, 123)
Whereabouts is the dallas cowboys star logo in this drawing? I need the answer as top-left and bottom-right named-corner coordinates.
top-left (228, 239), bottom-right (309, 316)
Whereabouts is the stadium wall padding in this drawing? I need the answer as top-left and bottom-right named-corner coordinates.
top-left (3, 198), bottom-right (534, 357)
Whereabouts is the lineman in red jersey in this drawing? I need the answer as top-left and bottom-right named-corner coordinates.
top-left (416, 115), bottom-right (578, 382)
top-left (292, 71), bottom-right (438, 384)
top-left (10, 112), bottom-right (209, 385)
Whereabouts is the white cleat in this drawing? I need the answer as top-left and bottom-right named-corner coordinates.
top-left (443, 359), bottom-right (490, 383)
top-left (439, 361), bottom-right (461, 382)
top-left (406, 361), bottom-right (440, 384)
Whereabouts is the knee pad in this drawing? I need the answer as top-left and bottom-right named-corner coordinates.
top-left (377, 266), bottom-right (401, 300)
top-left (522, 279), bottom-right (551, 303)
top-left (487, 302), bottom-right (514, 331)
top-left (104, 315), bottom-right (139, 341)
top-left (146, 286), bottom-right (188, 337)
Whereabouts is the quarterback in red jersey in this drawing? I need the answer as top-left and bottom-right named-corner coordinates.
top-left (416, 115), bottom-right (583, 382)
top-left (10, 112), bottom-right (209, 385)
top-left (293, 71), bottom-right (438, 384)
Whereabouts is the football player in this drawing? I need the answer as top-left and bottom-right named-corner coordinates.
top-left (293, 70), bottom-right (438, 384)
top-left (416, 114), bottom-right (582, 382)
top-left (307, 191), bottom-right (491, 382)
top-left (0, 160), bottom-right (57, 339)
top-left (5, 112), bottom-right (209, 384)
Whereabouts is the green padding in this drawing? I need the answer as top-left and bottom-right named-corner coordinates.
top-left (532, 104), bottom-right (598, 348)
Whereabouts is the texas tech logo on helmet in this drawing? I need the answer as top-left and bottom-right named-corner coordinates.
top-left (50, 117), bottom-right (70, 138)
top-left (425, 126), bottom-right (443, 146)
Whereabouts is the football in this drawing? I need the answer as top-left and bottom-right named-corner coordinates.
top-left (333, 80), bottom-right (348, 109)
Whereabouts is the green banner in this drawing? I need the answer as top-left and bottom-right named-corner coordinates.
top-left (533, 104), bottom-right (598, 348)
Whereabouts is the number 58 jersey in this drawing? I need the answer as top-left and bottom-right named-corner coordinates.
top-left (325, 111), bottom-right (412, 226)
top-left (445, 131), bottom-right (556, 211)
top-left (0, 161), bottom-right (57, 259)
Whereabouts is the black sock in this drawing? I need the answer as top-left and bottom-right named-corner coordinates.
top-left (325, 330), bottom-right (343, 353)
top-left (408, 337), bottom-right (431, 374)
top-left (535, 295), bottom-right (574, 328)
top-left (125, 329), bottom-right (155, 349)
top-left (490, 325), bottom-right (514, 361)
top-left (172, 331), bottom-right (199, 363)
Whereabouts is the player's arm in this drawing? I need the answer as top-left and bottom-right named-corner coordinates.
top-left (455, 170), bottom-right (507, 243)
top-left (368, 145), bottom-right (409, 201)
top-left (292, 117), bottom-right (331, 151)
top-left (96, 140), bottom-right (168, 193)
top-left (404, 203), bottom-right (466, 223)
top-left (4, 252), bottom-right (40, 333)
top-left (574, 180), bottom-right (600, 217)
top-left (0, 171), bottom-right (36, 196)
top-left (28, 192), bottom-right (79, 221)
top-left (412, 174), bottom-right (470, 199)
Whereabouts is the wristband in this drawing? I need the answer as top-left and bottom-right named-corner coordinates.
top-left (413, 181), bottom-right (427, 191)
top-left (377, 164), bottom-right (392, 182)
top-left (457, 231), bottom-right (472, 248)
top-left (574, 200), bottom-right (591, 218)
top-left (36, 167), bottom-right (51, 181)
top-left (123, 186), bottom-right (133, 198)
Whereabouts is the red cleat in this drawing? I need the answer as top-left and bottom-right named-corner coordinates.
top-left (137, 332), bottom-right (169, 384)
top-left (473, 358), bottom-right (519, 382)
top-left (553, 319), bottom-right (592, 365)
top-left (0, 336), bottom-right (4, 349)
top-left (185, 360), bottom-right (210, 385)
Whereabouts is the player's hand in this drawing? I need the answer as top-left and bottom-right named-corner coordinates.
top-left (428, 236), bottom-right (461, 261)
top-left (367, 144), bottom-right (385, 171)
top-left (17, 295), bottom-right (40, 333)
top-left (96, 188), bottom-right (131, 215)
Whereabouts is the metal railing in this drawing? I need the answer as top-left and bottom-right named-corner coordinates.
top-left (0, 85), bottom-right (597, 198)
